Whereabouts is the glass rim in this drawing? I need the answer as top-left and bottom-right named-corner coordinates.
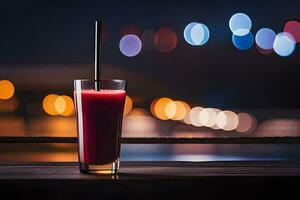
top-left (74, 79), bottom-right (126, 83)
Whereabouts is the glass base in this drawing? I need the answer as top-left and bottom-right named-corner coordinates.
top-left (79, 159), bottom-right (119, 175)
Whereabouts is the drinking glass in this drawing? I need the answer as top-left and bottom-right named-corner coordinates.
top-left (74, 79), bottom-right (126, 174)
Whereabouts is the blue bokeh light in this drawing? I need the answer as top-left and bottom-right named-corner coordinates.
top-left (273, 32), bottom-right (296, 57)
top-left (232, 32), bottom-right (254, 50)
top-left (184, 22), bottom-right (210, 46)
top-left (190, 24), bottom-right (205, 45)
top-left (119, 34), bottom-right (142, 57)
top-left (229, 13), bottom-right (252, 36)
top-left (184, 22), bottom-right (198, 45)
top-left (255, 28), bottom-right (276, 50)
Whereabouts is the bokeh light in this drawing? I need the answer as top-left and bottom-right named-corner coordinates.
top-left (184, 22), bottom-right (197, 45)
top-left (165, 100), bottom-right (176, 119)
top-left (273, 32), bottom-right (296, 57)
top-left (182, 103), bottom-right (192, 124)
top-left (120, 24), bottom-right (141, 37)
top-left (222, 110), bottom-right (239, 131)
top-left (171, 101), bottom-right (189, 120)
top-left (232, 32), bottom-right (254, 50)
top-left (119, 34), bottom-right (142, 57)
top-left (153, 97), bottom-right (174, 120)
top-left (150, 98), bottom-right (158, 117)
top-left (0, 80), bottom-right (15, 100)
top-left (43, 94), bottom-right (59, 115)
top-left (229, 13), bottom-right (252, 36)
top-left (124, 95), bottom-right (133, 117)
top-left (155, 27), bottom-right (177, 52)
top-left (199, 108), bottom-right (218, 127)
top-left (210, 108), bottom-right (221, 130)
top-left (189, 106), bottom-right (204, 127)
top-left (216, 111), bottom-right (227, 129)
top-left (184, 22), bottom-right (209, 46)
top-left (43, 94), bottom-right (74, 116)
top-left (235, 112), bottom-right (255, 133)
top-left (284, 21), bottom-right (300, 43)
top-left (123, 108), bottom-right (157, 137)
top-left (55, 96), bottom-right (66, 115)
top-left (59, 95), bottom-right (74, 116)
top-left (255, 28), bottom-right (276, 50)
top-left (141, 29), bottom-right (156, 50)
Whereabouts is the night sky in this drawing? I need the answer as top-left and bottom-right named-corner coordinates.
top-left (0, 0), bottom-right (300, 108)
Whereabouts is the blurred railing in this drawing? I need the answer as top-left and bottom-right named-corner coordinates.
top-left (1, 136), bottom-right (300, 144)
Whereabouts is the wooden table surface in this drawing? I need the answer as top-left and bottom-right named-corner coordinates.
top-left (0, 161), bottom-right (300, 199)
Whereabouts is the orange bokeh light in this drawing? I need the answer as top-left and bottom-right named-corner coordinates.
top-left (171, 101), bottom-right (189, 120)
top-left (153, 97), bottom-right (174, 120)
top-left (0, 80), bottom-right (15, 100)
top-left (43, 94), bottom-right (59, 115)
top-left (59, 95), bottom-right (75, 116)
top-left (43, 94), bottom-right (74, 116)
top-left (124, 95), bottom-right (133, 117)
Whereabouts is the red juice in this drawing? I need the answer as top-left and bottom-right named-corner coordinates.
top-left (75, 89), bottom-right (126, 165)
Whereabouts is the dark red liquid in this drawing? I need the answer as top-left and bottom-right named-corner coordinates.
top-left (75, 90), bottom-right (126, 164)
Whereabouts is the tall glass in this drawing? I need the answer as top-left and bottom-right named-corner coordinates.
top-left (74, 79), bottom-right (126, 174)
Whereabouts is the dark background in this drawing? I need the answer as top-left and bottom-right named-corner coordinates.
top-left (0, 0), bottom-right (299, 108)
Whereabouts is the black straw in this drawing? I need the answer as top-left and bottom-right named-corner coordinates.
top-left (94, 20), bottom-right (102, 90)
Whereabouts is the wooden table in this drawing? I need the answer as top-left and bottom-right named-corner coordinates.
top-left (0, 161), bottom-right (300, 199)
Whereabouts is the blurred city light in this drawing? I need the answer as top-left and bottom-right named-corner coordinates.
top-left (0, 80), bottom-right (15, 100)
top-left (120, 24), bottom-right (141, 37)
top-left (257, 119), bottom-right (300, 137)
top-left (43, 94), bottom-right (74, 116)
top-left (59, 95), bottom-right (74, 116)
top-left (221, 110), bottom-right (239, 131)
top-left (150, 98), bottom-right (158, 118)
top-left (119, 34), bottom-right (142, 57)
top-left (184, 22), bottom-right (198, 45)
top-left (54, 96), bottom-right (66, 115)
top-left (155, 27), bottom-right (177, 52)
top-left (284, 21), bottom-right (300, 43)
top-left (189, 106), bottom-right (204, 127)
top-left (124, 95), bottom-right (133, 117)
top-left (216, 111), bottom-right (227, 129)
top-left (210, 108), bottom-right (221, 129)
top-left (255, 28), bottom-right (276, 50)
top-left (236, 112), bottom-right (256, 133)
top-left (232, 32), bottom-right (254, 50)
top-left (199, 108), bottom-right (218, 127)
top-left (165, 100), bottom-right (176, 119)
top-left (152, 97), bottom-right (174, 120)
top-left (229, 13), bottom-right (252, 36)
top-left (122, 108), bottom-right (157, 137)
top-left (182, 106), bottom-right (192, 125)
top-left (171, 101), bottom-right (189, 120)
top-left (141, 29), bottom-right (156, 50)
top-left (43, 94), bottom-right (59, 115)
top-left (273, 32), bottom-right (296, 57)
top-left (184, 22), bottom-right (209, 46)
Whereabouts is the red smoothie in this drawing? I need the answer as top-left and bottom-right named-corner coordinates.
top-left (75, 89), bottom-right (126, 165)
